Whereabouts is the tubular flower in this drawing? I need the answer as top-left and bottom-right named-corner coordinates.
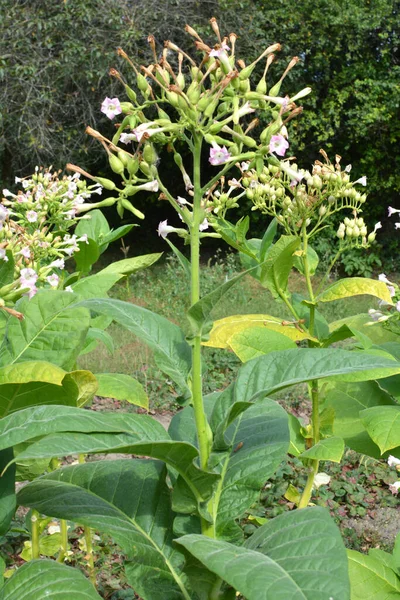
top-left (269, 134), bottom-right (289, 157)
top-left (209, 144), bottom-right (231, 166)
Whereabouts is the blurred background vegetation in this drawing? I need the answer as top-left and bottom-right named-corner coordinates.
top-left (1, 0), bottom-right (399, 272)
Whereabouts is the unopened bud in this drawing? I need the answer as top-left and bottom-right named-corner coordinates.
top-left (94, 177), bottom-right (115, 190)
top-left (109, 155), bottom-right (125, 175)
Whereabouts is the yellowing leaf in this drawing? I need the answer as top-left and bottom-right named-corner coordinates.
top-left (317, 278), bottom-right (393, 304)
top-left (228, 327), bottom-right (296, 362)
top-left (203, 314), bottom-right (315, 349)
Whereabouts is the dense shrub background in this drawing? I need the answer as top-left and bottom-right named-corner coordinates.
top-left (1, 0), bottom-right (399, 266)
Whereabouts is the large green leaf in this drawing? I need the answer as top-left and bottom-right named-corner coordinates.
top-left (361, 405), bottom-right (400, 454)
top-left (0, 448), bottom-right (15, 535)
top-left (99, 224), bottom-right (135, 253)
top-left (0, 404), bottom-right (165, 451)
top-left (299, 437), bottom-right (345, 462)
top-left (0, 559), bottom-right (102, 600)
top-left (70, 272), bottom-right (122, 299)
top-left (330, 314), bottom-right (398, 344)
top-left (75, 298), bottom-right (192, 395)
top-left (204, 314), bottom-right (315, 349)
top-left (178, 506), bottom-right (349, 600)
top-left (95, 372), bottom-right (148, 408)
top-left (259, 234), bottom-right (300, 297)
top-left (293, 245), bottom-right (319, 276)
top-left (348, 549), bottom-right (400, 599)
top-left (0, 290), bottom-right (90, 370)
top-left (0, 251), bottom-right (14, 289)
top-left (13, 432), bottom-right (218, 511)
top-left (210, 398), bottom-right (289, 540)
top-left (0, 362), bottom-right (85, 418)
top-left (323, 381), bottom-right (396, 457)
top-left (228, 327), bottom-right (296, 362)
top-left (17, 460), bottom-right (191, 600)
top-left (75, 208), bottom-right (110, 244)
top-left (317, 277), bottom-right (392, 304)
top-left (74, 237), bottom-right (100, 273)
top-left (100, 253), bottom-right (162, 276)
top-left (235, 348), bottom-right (400, 403)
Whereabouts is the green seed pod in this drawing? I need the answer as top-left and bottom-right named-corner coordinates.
top-left (176, 73), bottom-right (185, 89)
top-left (143, 144), bottom-right (158, 165)
top-left (246, 189), bottom-right (254, 200)
top-left (139, 161), bottom-right (151, 176)
top-left (120, 102), bottom-right (134, 114)
top-left (256, 156), bottom-right (264, 175)
top-left (256, 78), bottom-right (267, 95)
top-left (116, 201), bottom-right (124, 219)
top-left (124, 85), bottom-right (137, 103)
top-left (242, 136), bottom-right (257, 148)
top-left (166, 91), bottom-right (180, 108)
top-left (157, 108), bottom-right (171, 121)
top-left (109, 155), bottom-right (125, 175)
top-left (137, 73), bottom-right (150, 94)
top-left (186, 81), bottom-right (201, 104)
top-left (128, 115), bottom-right (138, 128)
top-left (203, 98), bottom-right (219, 119)
top-left (121, 199), bottom-right (145, 219)
top-left (117, 150), bottom-right (130, 167)
top-left (190, 66), bottom-right (202, 82)
top-left (229, 143), bottom-right (240, 156)
top-left (94, 177), bottom-right (116, 191)
top-left (242, 177), bottom-right (250, 188)
top-left (197, 94), bottom-right (211, 112)
top-left (127, 158), bottom-right (139, 175)
top-left (268, 81), bottom-right (281, 97)
top-left (239, 79), bottom-right (250, 94)
top-left (173, 153), bottom-right (184, 168)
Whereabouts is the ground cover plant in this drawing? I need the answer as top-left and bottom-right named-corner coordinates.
top-left (0, 18), bottom-right (400, 600)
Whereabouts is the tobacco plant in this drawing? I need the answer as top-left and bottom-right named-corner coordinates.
top-left (1, 19), bottom-right (400, 600)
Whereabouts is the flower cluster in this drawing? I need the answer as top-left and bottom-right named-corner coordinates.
top-left (0, 167), bottom-right (101, 300)
top-left (68, 18), bottom-right (310, 225)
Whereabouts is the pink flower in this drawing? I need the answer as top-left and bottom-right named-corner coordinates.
top-left (19, 247), bottom-right (31, 259)
top-left (26, 210), bottom-right (38, 223)
top-left (100, 97), bottom-right (122, 120)
top-left (209, 144), bottom-right (231, 166)
top-left (20, 267), bottom-right (38, 297)
top-left (389, 482), bottom-right (400, 495)
top-left (269, 134), bottom-right (289, 157)
top-left (46, 273), bottom-right (59, 288)
top-left (0, 205), bottom-right (9, 221)
top-left (119, 133), bottom-right (137, 144)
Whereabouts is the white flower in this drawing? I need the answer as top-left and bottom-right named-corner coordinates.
top-left (48, 524), bottom-right (61, 535)
top-left (313, 472), bottom-right (331, 489)
top-left (374, 221), bottom-right (382, 232)
top-left (46, 273), bottom-right (59, 288)
top-left (378, 273), bottom-right (391, 285)
top-left (177, 196), bottom-right (189, 206)
top-left (344, 164), bottom-right (352, 173)
top-left (119, 133), bottom-right (137, 144)
top-left (354, 176), bottom-right (367, 186)
top-left (140, 180), bottom-right (159, 192)
top-left (199, 218), bottom-right (209, 232)
top-left (389, 481), bottom-right (400, 495)
top-left (395, 223), bottom-right (400, 230)
top-left (241, 162), bottom-right (250, 171)
top-left (26, 210), bottom-right (38, 223)
top-left (0, 249), bottom-right (8, 262)
top-left (19, 247), bottom-right (31, 259)
top-left (388, 206), bottom-right (400, 217)
top-left (20, 268), bottom-right (37, 284)
top-left (157, 220), bottom-right (177, 239)
top-left (50, 258), bottom-right (65, 269)
top-left (65, 286), bottom-right (74, 293)
top-left (2, 189), bottom-right (13, 197)
top-left (388, 455), bottom-right (400, 468)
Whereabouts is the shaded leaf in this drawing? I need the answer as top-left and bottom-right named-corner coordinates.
top-left (259, 234), bottom-right (300, 297)
top-left (361, 405), bottom-right (400, 454)
top-left (100, 253), bottom-right (162, 276)
top-left (0, 448), bottom-right (15, 535)
top-left (299, 437), bottom-right (345, 462)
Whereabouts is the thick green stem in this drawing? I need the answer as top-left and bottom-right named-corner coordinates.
top-left (31, 509), bottom-right (40, 559)
top-left (298, 226), bottom-right (321, 509)
top-left (191, 133), bottom-right (214, 537)
top-left (57, 519), bottom-right (69, 563)
top-left (78, 454), bottom-right (96, 585)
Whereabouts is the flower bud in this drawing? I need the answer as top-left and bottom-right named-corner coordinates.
top-left (109, 155), bottom-right (125, 175)
top-left (353, 225), bottom-right (360, 237)
top-left (143, 144), bottom-right (158, 165)
top-left (127, 158), bottom-right (139, 175)
top-left (94, 177), bottom-right (115, 190)
top-left (124, 85), bottom-right (137, 103)
top-left (319, 205), bottom-right (327, 216)
top-left (121, 199), bottom-right (145, 219)
top-left (337, 228), bottom-right (345, 239)
top-left (368, 232), bottom-right (376, 243)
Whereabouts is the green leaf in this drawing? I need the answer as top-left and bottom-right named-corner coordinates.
top-left (299, 436), bottom-right (345, 462)
top-left (95, 373), bottom-right (148, 408)
top-left (287, 413), bottom-right (306, 456)
top-left (228, 327), bottom-right (296, 362)
top-left (165, 239), bottom-right (191, 279)
top-left (292, 293), bottom-right (330, 341)
top-left (235, 348), bottom-right (400, 404)
top-left (0, 362), bottom-right (83, 418)
top-left (0, 448), bottom-right (15, 535)
top-left (259, 234), bottom-right (300, 297)
top-left (74, 237), bottom-right (100, 273)
top-left (348, 549), bottom-right (400, 599)
top-left (178, 506), bottom-right (349, 600)
top-left (323, 380), bottom-right (395, 457)
top-left (204, 314), bottom-right (315, 349)
top-left (293, 245), bottom-right (319, 276)
top-left (99, 224), bottom-right (135, 253)
top-left (83, 328), bottom-right (114, 354)
top-left (100, 253), bottom-right (162, 276)
top-left (187, 269), bottom-right (251, 338)
top-left (330, 314), bottom-right (399, 344)
top-left (361, 405), bottom-right (400, 454)
top-left (0, 290), bottom-right (90, 370)
top-left (260, 218), bottom-right (277, 260)
top-left (210, 398), bottom-right (289, 540)
top-left (75, 298), bottom-right (192, 395)
top-left (0, 559), bottom-right (102, 600)
top-left (0, 251), bottom-right (14, 289)
top-left (71, 272), bottom-right (122, 299)
top-left (317, 277), bottom-right (393, 304)
top-left (17, 461), bottom-right (190, 600)
top-left (0, 404), bottom-right (166, 451)
top-left (75, 209), bottom-right (110, 244)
